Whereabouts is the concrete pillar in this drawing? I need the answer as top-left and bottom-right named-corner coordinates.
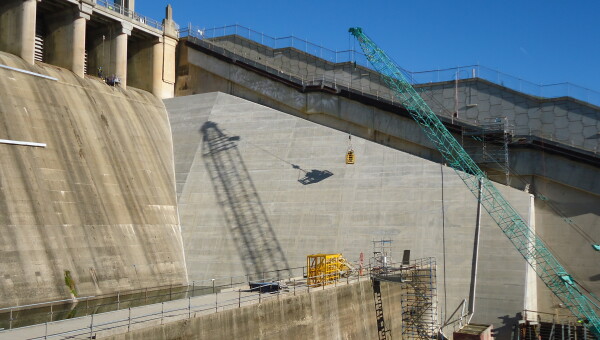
top-left (73, 3), bottom-right (93, 76)
top-left (43, 8), bottom-right (90, 77)
top-left (159, 4), bottom-right (178, 98)
top-left (151, 38), bottom-right (164, 97)
top-left (0, 0), bottom-right (37, 64)
top-left (524, 194), bottom-right (538, 312)
top-left (127, 37), bottom-right (161, 94)
top-left (160, 35), bottom-right (177, 98)
top-left (109, 22), bottom-right (131, 88)
top-left (71, 14), bottom-right (87, 77)
top-left (20, 0), bottom-right (36, 64)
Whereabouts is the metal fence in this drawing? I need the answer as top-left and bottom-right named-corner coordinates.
top-left (0, 266), bottom-right (306, 331)
top-left (179, 23), bottom-right (600, 107)
top-left (179, 24), bottom-right (371, 68)
top-left (95, 0), bottom-right (164, 31)
top-left (178, 28), bottom-right (600, 155)
top-left (0, 263), bottom-right (385, 339)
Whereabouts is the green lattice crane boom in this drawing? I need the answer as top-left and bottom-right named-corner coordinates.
top-left (349, 27), bottom-right (600, 336)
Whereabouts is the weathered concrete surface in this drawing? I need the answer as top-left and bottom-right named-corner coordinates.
top-left (0, 0), bottom-right (36, 64)
top-left (0, 51), bottom-right (187, 307)
top-left (203, 35), bottom-right (600, 154)
top-left (101, 279), bottom-right (403, 340)
top-left (165, 92), bottom-right (530, 335)
top-left (176, 41), bottom-right (600, 195)
top-left (175, 42), bottom-right (600, 319)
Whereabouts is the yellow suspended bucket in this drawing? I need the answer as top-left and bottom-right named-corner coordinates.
top-left (346, 135), bottom-right (355, 164)
top-left (346, 150), bottom-right (355, 164)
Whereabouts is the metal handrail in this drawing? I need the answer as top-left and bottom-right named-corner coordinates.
top-left (182, 35), bottom-right (599, 156)
top-left (179, 23), bottom-right (600, 107)
top-left (0, 265), bottom-right (308, 331)
top-left (3, 261), bottom-right (403, 339)
top-left (95, 0), bottom-right (164, 31)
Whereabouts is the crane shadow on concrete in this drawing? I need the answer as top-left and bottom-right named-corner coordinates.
top-left (200, 121), bottom-right (291, 281)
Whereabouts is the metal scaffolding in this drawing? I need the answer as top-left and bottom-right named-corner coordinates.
top-left (370, 242), bottom-right (439, 340)
top-left (399, 258), bottom-right (439, 340)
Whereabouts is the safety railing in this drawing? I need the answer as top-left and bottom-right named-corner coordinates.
top-left (95, 0), bottom-right (164, 31)
top-left (0, 266), bottom-right (306, 331)
top-left (0, 261), bottom-right (399, 339)
top-left (179, 23), bottom-right (600, 107)
top-left (179, 24), bottom-right (371, 68)
top-left (177, 35), bottom-right (485, 128)
top-left (180, 31), bottom-right (600, 156)
top-left (523, 309), bottom-right (582, 325)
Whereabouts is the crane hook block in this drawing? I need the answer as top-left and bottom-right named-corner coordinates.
top-left (346, 150), bottom-right (355, 164)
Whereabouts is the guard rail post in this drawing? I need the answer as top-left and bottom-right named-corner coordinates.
top-left (89, 313), bottom-right (94, 339)
top-left (128, 308), bottom-right (131, 332)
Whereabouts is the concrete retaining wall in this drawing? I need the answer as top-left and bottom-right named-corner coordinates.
top-left (203, 35), bottom-right (600, 154)
top-left (101, 280), bottom-right (403, 340)
top-left (165, 92), bottom-right (530, 337)
top-left (173, 42), bottom-right (600, 319)
top-left (0, 52), bottom-right (187, 307)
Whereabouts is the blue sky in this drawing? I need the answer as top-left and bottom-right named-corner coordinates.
top-left (137, 0), bottom-right (599, 92)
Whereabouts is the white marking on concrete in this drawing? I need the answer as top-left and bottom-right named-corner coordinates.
top-left (0, 139), bottom-right (46, 148)
top-left (0, 64), bottom-right (58, 81)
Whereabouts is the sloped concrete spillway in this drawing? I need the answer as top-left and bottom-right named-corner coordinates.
top-left (165, 91), bottom-right (532, 335)
top-left (0, 51), bottom-right (187, 307)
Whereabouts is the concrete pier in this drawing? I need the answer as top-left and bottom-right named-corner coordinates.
top-left (0, 0), bottom-right (178, 98)
top-left (113, 22), bottom-right (131, 88)
top-left (0, 0), bottom-right (37, 64)
top-left (42, 8), bottom-right (90, 77)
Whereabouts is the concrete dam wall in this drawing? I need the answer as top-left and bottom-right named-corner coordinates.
top-left (174, 39), bottom-right (600, 316)
top-left (196, 34), bottom-right (600, 154)
top-left (102, 280), bottom-right (404, 340)
top-left (0, 52), bottom-right (187, 307)
top-left (165, 92), bottom-right (531, 334)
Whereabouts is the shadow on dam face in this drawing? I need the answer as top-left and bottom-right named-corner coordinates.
top-left (200, 121), bottom-right (291, 280)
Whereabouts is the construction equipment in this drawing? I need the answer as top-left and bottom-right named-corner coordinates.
top-left (349, 27), bottom-right (600, 336)
top-left (307, 254), bottom-right (353, 287)
top-left (346, 135), bottom-right (355, 164)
